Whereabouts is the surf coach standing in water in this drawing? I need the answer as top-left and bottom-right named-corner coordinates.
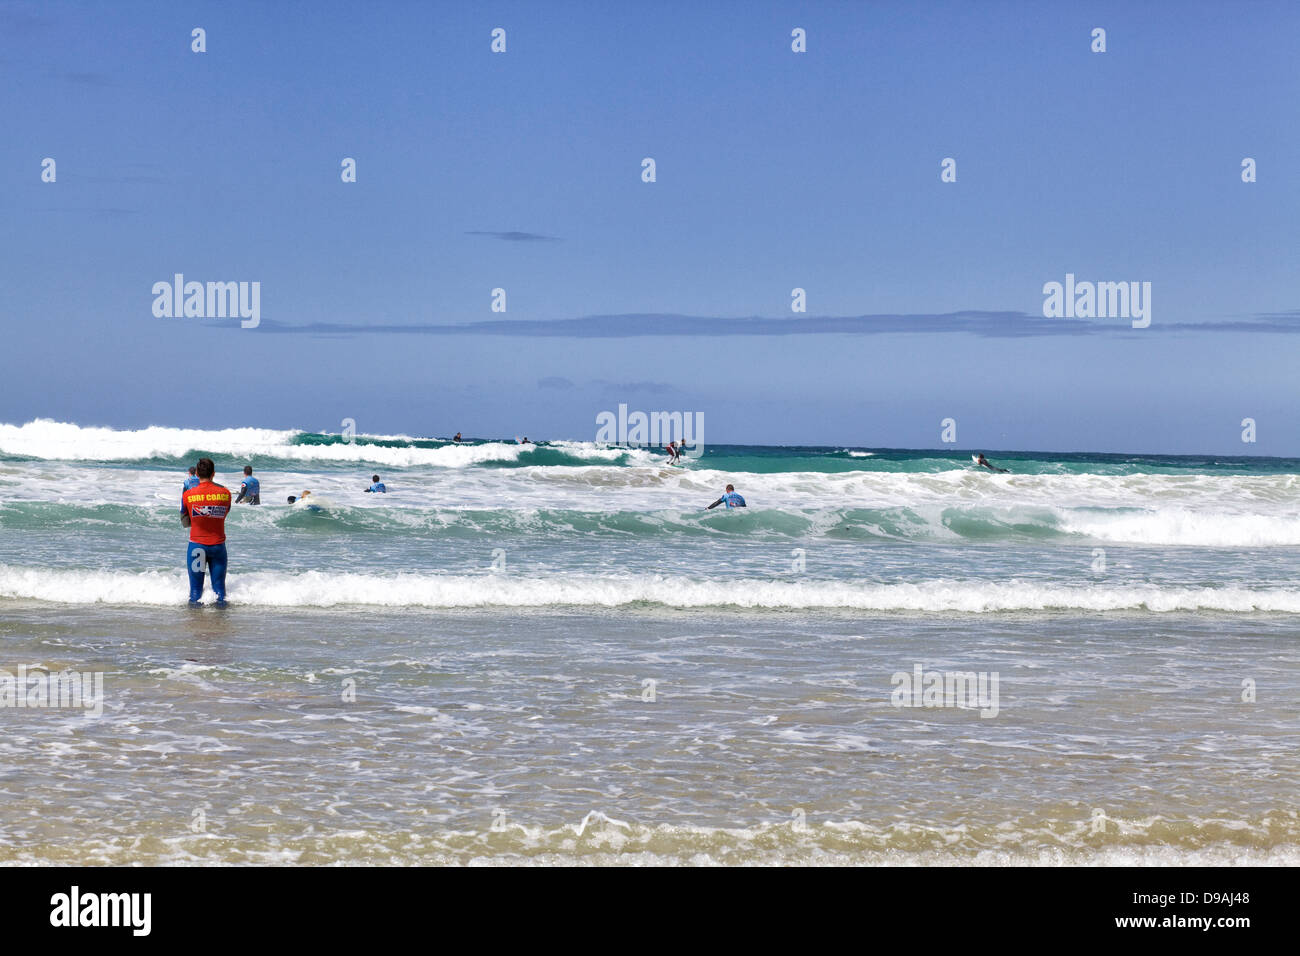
top-left (180, 457), bottom-right (231, 605)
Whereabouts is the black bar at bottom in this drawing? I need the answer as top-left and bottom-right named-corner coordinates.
top-left (0, 864), bottom-right (1281, 942)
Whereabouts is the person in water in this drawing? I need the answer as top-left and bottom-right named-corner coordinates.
top-left (235, 465), bottom-right (260, 504)
top-left (183, 466), bottom-right (200, 491)
top-left (706, 484), bottom-right (746, 509)
top-left (287, 490), bottom-right (312, 504)
top-left (520, 437), bottom-right (531, 445)
top-left (180, 458), bottom-right (231, 605)
top-left (365, 475), bottom-right (386, 493)
top-left (975, 454), bottom-right (1009, 474)
top-left (665, 440), bottom-right (680, 463)
top-left (453, 432), bottom-right (462, 443)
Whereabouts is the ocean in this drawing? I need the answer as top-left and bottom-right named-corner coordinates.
top-left (0, 419), bottom-right (1296, 865)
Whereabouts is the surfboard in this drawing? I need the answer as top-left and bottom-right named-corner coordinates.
top-left (971, 455), bottom-right (981, 464)
top-left (293, 495), bottom-right (335, 513)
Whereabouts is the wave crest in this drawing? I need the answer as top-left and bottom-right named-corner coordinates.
top-left (5, 565), bottom-right (1300, 612)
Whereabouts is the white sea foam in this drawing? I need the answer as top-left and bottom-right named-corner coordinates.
top-left (0, 420), bottom-right (666, 470)
top-left (4, 564), bottom-right (1300, 612)
top-left (0, 420), bottom-right (299, 462)
top-left (1058, 508), bottom-right (1300, 547)
top-left (5, 421), bottom-right (1300, 548)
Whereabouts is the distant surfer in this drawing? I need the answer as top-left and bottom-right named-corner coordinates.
top-left (183, 466), bottom-right (200, 492)
top-left (975, 453), bottom-right (1009, 474)
top-left (365, 475), bottom-right (387, 493)
top-left (287, 491), bottom-right (312, 504)
top-left (235, 465), bottom-right (260, 504)
top-left (180, 458), bottom-right (230, 605)
top-left (453, 432), bottom-right (462, 444)
top-left (706, 484), bottom-right (747, 509)
top-left (665, 440), bottom-right (680, 464)
top-left (520, 437), bottom-right (531, 445)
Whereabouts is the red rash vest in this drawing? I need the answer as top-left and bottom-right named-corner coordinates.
top-left (182, 481), bottom-right (231, 545)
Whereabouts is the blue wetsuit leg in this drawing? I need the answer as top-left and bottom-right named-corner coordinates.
top-left (207, 544), bottom-right (228, 604)
top-left (186, 543), bottom-right (207, 603)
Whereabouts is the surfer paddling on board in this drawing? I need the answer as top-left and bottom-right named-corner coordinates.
top-left (287, 490), bottom-right (330, 513)
top-left (180, 458), bottom-right (231, 605)
top-left (706, 484), bottom-right (746, 510)
top-left (975, 453), bottom-right (1009, 474)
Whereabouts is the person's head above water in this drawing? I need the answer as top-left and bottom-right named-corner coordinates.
top-left (188, 466), bottom-right (197, 476)
top-left (372, 475), bottom-right (380, 483)
top-left (196, 458), bottom-right (215, 480)
top-left (287, 496), bottom-right (296, 504)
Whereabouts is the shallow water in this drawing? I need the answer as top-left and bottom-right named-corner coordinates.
top-left (0, 606), bottom-right (1295, 865)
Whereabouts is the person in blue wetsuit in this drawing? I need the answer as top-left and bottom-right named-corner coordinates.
top-left (235, 465), bottom-right (260, 504)
top-left (183, 466), bottom-right (200, 492)
top-left (706, 484), bottom-right (746, 509)
top-left (364, 475), bottom-right (386, 493)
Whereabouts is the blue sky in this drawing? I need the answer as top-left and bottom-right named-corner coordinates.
top-left (2, 0), bottom-right (1297, 453)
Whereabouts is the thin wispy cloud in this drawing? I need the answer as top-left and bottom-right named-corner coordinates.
top-left (1247, 310), bottom-right (1300, 322)
top-left (465, 230), bottom-right (562, 242)
top-left (1168, 313), bottom-right (1300, 334)
top-left (535, 376), bottom-right (670, 393)
top-left (57, 70), bottom-right (114, 86)
top-left (41, 207), bottom-right (139, 220)
top-left (249, 308), bottom-right (1300, 339)
top-left (596, 380), bottom-right (674, 395)
top-left (252, 310), bottom-right (1155, 339)
top-left (85, 163), bottom-right (168, 185)
top-left (84, 174), bottom-right (166, 185)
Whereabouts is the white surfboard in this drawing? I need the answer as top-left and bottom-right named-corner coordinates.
top-left (293, 495), bottom-right (335, 512)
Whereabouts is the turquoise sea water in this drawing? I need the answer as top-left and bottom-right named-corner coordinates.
top-left (0, 421), bottom-right (1297, 864)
